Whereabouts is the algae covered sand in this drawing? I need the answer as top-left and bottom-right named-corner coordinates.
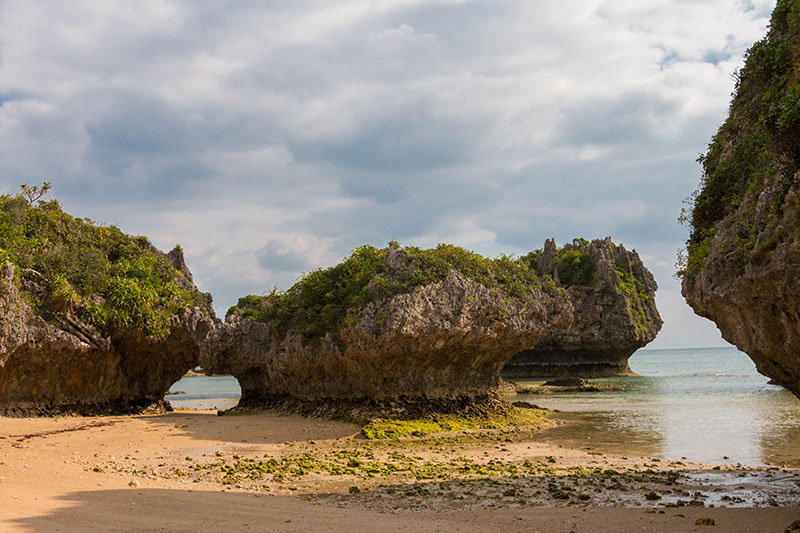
top-left (3, 409), bottom-right (798, 532)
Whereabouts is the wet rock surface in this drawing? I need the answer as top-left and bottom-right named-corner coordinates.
top-left (0, 250), bottom-right (215, 416)
top-left (504, 238), bottom-right (662, 379)
top-left (201, 246), bottom-right (572, 418)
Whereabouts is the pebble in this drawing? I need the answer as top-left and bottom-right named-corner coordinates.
top-left (128, 480), bottom-right (140, 488)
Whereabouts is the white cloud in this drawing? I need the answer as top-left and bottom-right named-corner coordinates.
top-left (0, 0), bottom-right (774, 347)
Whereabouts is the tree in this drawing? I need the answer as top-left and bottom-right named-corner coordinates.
top-left (20, 182), bottom-right (52, 206)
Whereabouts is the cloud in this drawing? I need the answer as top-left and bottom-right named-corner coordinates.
top-left (256, 234), bottom-right (339, 273)
top-left (0, 0), bottom-right (776, 347)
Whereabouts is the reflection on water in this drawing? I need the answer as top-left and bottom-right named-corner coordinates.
top-left (534, 410), bottom-right (664, 458)
top-left (516, 347), bottom-right (800, 467)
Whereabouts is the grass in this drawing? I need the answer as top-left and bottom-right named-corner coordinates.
top-left (0, 189), bottom-right (205, 337)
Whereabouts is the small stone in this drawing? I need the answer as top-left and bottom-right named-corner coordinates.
top-left (128, 480), bottom-right (140, 487)
top-left (215, 450), bottom-right (225, 457)
top-left (695, 518), bottom-right (715, 526)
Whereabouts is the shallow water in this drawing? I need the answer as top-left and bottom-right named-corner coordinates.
top-left (167, 347), bottom-right (800, 466)
top-left (168, 374), bottom-right (240, 411)
top-left (521, 347), bottom-right (800, 467)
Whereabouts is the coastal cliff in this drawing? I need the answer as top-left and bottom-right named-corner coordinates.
top-left (681, 0), bottom-right (800, 398)
top-left (0, 192), bottom-right (216, 415)
top-left (503, 238), bottom-right (662, 378)
top-left (200, 243), bottom-right (572, 418)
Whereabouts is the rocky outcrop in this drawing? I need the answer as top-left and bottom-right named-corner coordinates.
top-left (503, 238), bottom-right (662, 378)
top-left (505, 377), bottom-right (624, 395)
top-left (0, 251), bottom-right (215, 416)
top-left (201, 244), bottom-right (572, 418)
top-left (681, 1), bottom-right (800, 398)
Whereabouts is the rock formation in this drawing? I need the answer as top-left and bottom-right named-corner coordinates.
top-left (201, 243), bottom-right (572, 418)
top-left (681, 0), bottom-right (800, 398)
top-left (503, 238), bottom-right (662, 378)
top-left (0, 194), bottom-right (215, 415)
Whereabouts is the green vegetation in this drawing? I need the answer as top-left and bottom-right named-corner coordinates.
top-left (231, 242), bottom-right (554, 340)
top-left (615, 269), bottom-right (649, 302)
top-left (0, 185), bottom-right (202, 337)
top-left (360, 407), bottom-right (548, 440)
top-left (523, 238), bottom-right (596, 287)
top-left (681, 0), bottom-right (800, 276)
top-left (554, 246), bottom-right (595, 286)
top-left (615, 268), bottom-right (655, 335)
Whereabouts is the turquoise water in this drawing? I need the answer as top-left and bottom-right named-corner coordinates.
top-left (168, 347), bottom-right (800, 466)
top-left (520, 347), bottom-right (800, 467)
top-left (168, 374), bottom-right (240, 411)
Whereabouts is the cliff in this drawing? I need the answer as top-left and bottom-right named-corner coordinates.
top-left (503, 238), bottom-right (662, 378)
top-left (0, 193), bottom-right (216, 415)
top-left (681, 0), bottom-right (800, 397)
top-left (200, 243), bottom-right (572, 418)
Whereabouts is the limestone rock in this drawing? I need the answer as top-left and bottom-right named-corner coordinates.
top-left (201, 245), bottom-right (572, 418)
top-left (504, 238), bottom-right (662, 378)
top-left (0, 249), bottom-right (215, 416)
top-left (681, 1), bottom-right (800, 398)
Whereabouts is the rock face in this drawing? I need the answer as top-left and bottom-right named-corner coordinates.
top-left (201, 244), bottom-right (572, 418)
top-left (503, 238), bottom-right (662, 378)
top-left (0, 195), bottom-right (216, 415)
top-left (681, 1), bottom-right (800, 398)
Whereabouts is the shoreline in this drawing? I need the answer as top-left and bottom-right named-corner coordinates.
top-left (2, 410), bottom-right (798, 532)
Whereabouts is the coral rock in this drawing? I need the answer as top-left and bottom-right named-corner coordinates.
top-left (504, 238), bottom-right (662, 378)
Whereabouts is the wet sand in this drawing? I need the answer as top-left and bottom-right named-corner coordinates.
top-left (1, 410), bottom-right (798, 532)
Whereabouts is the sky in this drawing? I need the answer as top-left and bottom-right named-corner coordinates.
top-left (0, 0), bottom-right (778, 348)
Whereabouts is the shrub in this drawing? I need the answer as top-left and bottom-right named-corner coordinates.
top-left (0, 190), bottom-right (201, 337)
top-left (232, 242), bottom-right (546, 339)
top-left (682, 0), bottom-right (800, 274)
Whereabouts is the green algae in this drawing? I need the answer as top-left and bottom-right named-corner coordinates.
top-left (360, 407), bottom-right (549, 440)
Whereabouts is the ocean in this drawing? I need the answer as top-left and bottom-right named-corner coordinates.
top-left (168, 347), bottom-right (800, 467)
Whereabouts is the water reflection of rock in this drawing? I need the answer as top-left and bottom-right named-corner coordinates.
top-left (533, 410), bottom-right (664, 459)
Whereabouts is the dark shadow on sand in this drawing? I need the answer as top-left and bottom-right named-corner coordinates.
top-left (10, 487), bottom-right (800, 533)
top-left (138, 410), bottom-right (361, 446)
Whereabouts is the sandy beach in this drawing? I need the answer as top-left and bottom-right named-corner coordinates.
top-left (1, 410), bottom-right (798, 532)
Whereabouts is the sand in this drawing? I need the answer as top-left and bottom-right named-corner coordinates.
top-left (1, 410), bottom-right (798, 532)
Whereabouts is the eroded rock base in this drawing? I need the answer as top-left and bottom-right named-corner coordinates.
top-left (502, 349), bottom-right (635, 379)
top-left (221, 392), bottom-right (511, 421)
top-left (0, 399), bottom-right (172, 418)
